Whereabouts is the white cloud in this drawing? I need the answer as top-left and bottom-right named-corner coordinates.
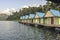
top-left (22, 5), bottom-right (29, 8)
top-left (20, 4), bottom-right (38, 9)
top-left (31, 4), bottom-right (37, 7)
top-left (0, 8), bottom-right (16, 15)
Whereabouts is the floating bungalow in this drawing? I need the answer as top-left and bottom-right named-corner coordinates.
top-left (22, 16), bottom-right (25, 22)
top-left (19, 9), bottom-right (60, 29)
top-left (20, 16), bottom-right (23, 22)
top-left (44, 9), bottom-right (60, 25)
top-left (24, 15), bottom-right (29, 23)
top-left (28, 14), bottom-right (35, 23)
top-left (33, 12), bottom-right (45, 24)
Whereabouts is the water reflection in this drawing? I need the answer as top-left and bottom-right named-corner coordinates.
top-left (34, 27), bottom-right (45, 40)
top-left (0, 21), bottom-right (60, 40)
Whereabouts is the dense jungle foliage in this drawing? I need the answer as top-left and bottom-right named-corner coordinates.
top-left (7, 0), bottom-right (60, 20)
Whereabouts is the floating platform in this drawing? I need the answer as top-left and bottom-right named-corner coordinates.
top-left (19, 22), bottom-right (60, 32)
top-left (19, 22), bottom-right (60, 27)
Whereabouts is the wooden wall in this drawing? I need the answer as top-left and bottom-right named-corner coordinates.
top-left (33, 19), bottom-right (39, 23)
top-left (54, 18), bottom-right (59, 25)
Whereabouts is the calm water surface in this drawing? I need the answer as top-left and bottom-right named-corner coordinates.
top-left (0, 21), bottom-right (60, 40)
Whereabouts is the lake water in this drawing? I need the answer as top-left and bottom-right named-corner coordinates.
top-left (0, 21), bottom-right (60, 40)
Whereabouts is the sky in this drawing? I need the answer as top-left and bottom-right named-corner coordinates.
top-left (0, 0), bottom-right (47, 10)
top-left (0, 0), bottom-right (47, 15)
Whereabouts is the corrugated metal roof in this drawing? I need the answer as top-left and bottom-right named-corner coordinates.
top-left (50, 9), bottom-right (60, 17)
top-left (29, 14), bottom-right (35, 18)
top-left (36, 12), bottom-right (45, 18)
top-left (44, 11), bottom-right (54, 17)
top-left (25, 15), bottom-right (29, 19)
top-left (22, 16), bottom-right (25, 19)
top-left (20, 16), bottom-right (23, 19)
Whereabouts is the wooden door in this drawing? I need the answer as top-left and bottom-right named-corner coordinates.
top-left (51, 17), bottom-right (54, 24)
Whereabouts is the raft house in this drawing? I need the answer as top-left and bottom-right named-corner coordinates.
top-left (24, 15), bottom-right (29, 23)
top-left (27, 14), bottom-right (35, 26)
top-left (43, 9), bottom-right (60, 27)
top-left (22, 16), bottom-right (25, 22)
top-left (20, 16), bottom-right (23, 22)
top-left (33, 12), bottom-right (45, 24)
top-left (28, 14), bottom-right (34, 23)
top-left (19, 9), bottom-right (60, 30)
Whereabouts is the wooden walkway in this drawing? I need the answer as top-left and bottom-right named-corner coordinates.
top-left (19, 22), bottom-right (60, 32)
top-left (19, 22), bottom-right (60, 28)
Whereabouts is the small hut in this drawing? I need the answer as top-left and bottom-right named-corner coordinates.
top-left (44, 9), bottom-right (60, 25)
top-left (28, 14), bottom-right (35, 23)
top-left (24, 15), bottom-right (29, 23)
top-left (22, 16), bottom-right (25, 22)
top-left (20, 16), bottom-right (23, 22)
top-left (33, 12), bottom-right (45, 24)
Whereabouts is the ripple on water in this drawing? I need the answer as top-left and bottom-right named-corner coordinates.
top-left (0, 21), bottom-right (60, 40)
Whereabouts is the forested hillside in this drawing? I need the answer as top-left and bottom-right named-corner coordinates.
top-left (0, 14), bottom-right (8, 20)
top-left (7, 0), bottom-right (60, 20)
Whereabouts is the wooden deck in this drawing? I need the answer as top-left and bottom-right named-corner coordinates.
top-left (19, 22), bottom-right (60, 28)
top-left (43, 24), bottom-right (60, 27)
top-left (19, 22), bottom-right (60, 32)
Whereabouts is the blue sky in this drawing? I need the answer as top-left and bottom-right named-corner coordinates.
top-left (0, 0), bottom-right (47, 10)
